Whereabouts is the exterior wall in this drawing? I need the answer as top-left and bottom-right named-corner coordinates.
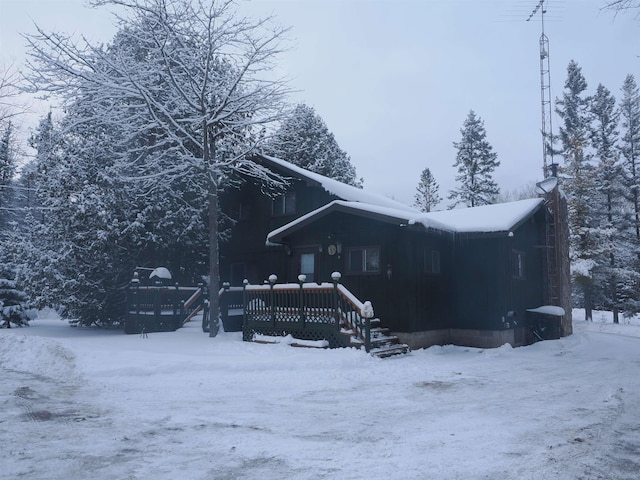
top-left (275, 212), bottom-right (452, 333)
top-left (452, 208), bottom-right (546, 333)
top-left (396, 327), bottom-right (527, 350)
top-left (219, 176), bottom-right (337, 286)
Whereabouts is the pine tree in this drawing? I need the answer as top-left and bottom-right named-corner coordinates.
top-left (618, 74), bottom-right (640, 316)
top-left (0, 121), bottom-right (16, 227)
top-left (0, 242), bottom-right (34, 328)
top-left (266, 104), bottom-right (362, 186)
top-left (448, 110), bottom-right (500, 208)
top-left (413, 167), bottom-right (442, 212)
top-left (590, 83), bottom-right (623, 322)
top-left (555, 60), bottom-right (596, 320)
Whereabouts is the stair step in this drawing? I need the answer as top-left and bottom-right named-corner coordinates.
top-left (370, 335), bottom-right (401, 347)
top-left (370, 343), bottom-right (411, 358)
top-left (370, 327), bottom-right (390, 337)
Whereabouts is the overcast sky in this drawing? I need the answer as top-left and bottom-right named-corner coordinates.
top-left (0, 0), bottom-right (637, 207)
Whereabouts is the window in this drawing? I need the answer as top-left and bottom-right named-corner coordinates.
top-left (272, 192), bottom-right (296, 216)
top-left (424, 249), bottom-right (441, 275)
top-left (300, 253), bottom-right (315, 283)
top-left (231, 203), bottom-right (250, 221)
top-left (347, 247), bottom-right (380, 274)
top-left (512, 250), bottom-right (525, 279)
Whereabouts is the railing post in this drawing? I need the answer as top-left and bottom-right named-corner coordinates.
top-left (221, 281), bottom-right (230, 331)
top-left (298, 274), bottom-right (306, 329)
top-left (362, 301), bottom-right (374, 353)
top-left (242, 279), bottom-right (249, 331)
top-left (173, 282), bottom-right (179, 317)
top-left (331, 272), bottom-right (342, 330)
top-left (200, 282), bottom-right (209, 332)
top-left (269, 274), bottom-right (277, 328)
top-left (154, 280), bottom-right (162, 320)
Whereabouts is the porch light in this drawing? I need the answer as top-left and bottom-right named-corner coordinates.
top-left (268, 274), bottom-right (277, 284)
top-left (331, 271), bottom-right (341, 282)
top-left (298, 274), bottom-right (307, 283)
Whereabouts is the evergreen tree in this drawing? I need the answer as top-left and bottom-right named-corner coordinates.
top-left (0, 242), bottom-right (34, 328)
top-left (590, 83), bottom-right (623, 322)
top-left (620, 74), bottom-right (640, 240)
top-left (413, 167), bottom-right (441, 212)
top-left (448, 110), bottom-right (500, 208)
top-left (618, 74), bottom-right (640, 315)
top-left (0, 121), bottom-right (16, 226)
top-left (555, 60), bottom-right (596, 320)
top-left (266, 104), bottom-right (362, 186)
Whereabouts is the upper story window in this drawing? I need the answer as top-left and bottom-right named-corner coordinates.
top-left (424, 249), bottom-right (441, 275)
top-left (272, 192), bottom-right (296, 216)
top-left (231, 202), bottom-right (250, 222)
top-left (347, 246), bottom-right (380, 274)
top-left (512, 250), bottom-right (525, 279)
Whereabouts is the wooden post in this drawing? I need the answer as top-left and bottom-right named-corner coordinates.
top-left (269, 274), bottom-right (277, 328)
top-left (331, 272), bottom-right (341, 331)
top-left (242, 279), bottom-right (249, 332)
top-left (221, 281), bottom-right (230, 331)
top-left (298, 274), bottom-right (306, 329)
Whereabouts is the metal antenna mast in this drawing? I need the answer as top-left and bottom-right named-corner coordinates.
top-left (528, 0), bottom-right (555, 178)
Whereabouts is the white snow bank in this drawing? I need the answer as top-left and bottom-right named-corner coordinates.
top-left (0, 333), bottom-right (82, 384)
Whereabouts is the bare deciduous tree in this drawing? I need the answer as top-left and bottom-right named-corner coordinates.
top-left (25, 0), bottom-right (291, 335)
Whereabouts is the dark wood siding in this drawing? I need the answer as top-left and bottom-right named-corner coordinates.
top-left (219, 176), bottom-right (337, 286)
top-left (452, 208), bottom-right (545, 330)
top-left (276, 212), bottom-right (453, 333)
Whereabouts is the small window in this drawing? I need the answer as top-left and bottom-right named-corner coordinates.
top-left (347, 247), bottom-right (380, 274)
top-left (272, 192), bottom-right (296, 216)
top-left (424, 249), bottom-right (441, 275)
top-left (231, 203), bottom-right (250, 221)
top-left (512, 250), bottom-right (525, 279)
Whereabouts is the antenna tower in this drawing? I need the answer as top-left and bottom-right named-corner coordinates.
top-left (528, 0), bottom-right (555, 178)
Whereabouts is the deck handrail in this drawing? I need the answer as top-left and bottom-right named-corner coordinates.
top-left (241, 273), bottom-right (373, 351)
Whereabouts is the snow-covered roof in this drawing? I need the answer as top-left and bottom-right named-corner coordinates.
top-left (410, 198), bottom-right (544, 233)
top-left (267, 198), bottom-right (544, 243)
top-left (256, 154), bottom-right (418, 213)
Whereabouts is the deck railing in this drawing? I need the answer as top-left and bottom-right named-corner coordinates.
top-left (242, 272), bottom-right (374, 351)
top-left (125, 282), bottom-right (203, 334)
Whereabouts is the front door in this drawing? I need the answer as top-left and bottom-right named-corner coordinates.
top-left (293, 248), bottom-right (317, 283)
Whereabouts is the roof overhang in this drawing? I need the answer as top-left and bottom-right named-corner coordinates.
top-left (267, 200), bottom-right (417, 245)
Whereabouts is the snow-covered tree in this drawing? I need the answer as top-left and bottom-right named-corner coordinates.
top-left (413, 167), bottom-right (441, 212)
top-left (555, 60), bottom-right (596, 320)
top-left (0, 241), bottom-right (35, 328)
top-left (590, 83), bottom-right (623, 322)
top-left (266, 104), bottom-right (361, 186)
top-left (25, 0), bottom-right (290, 334)
top-left (0, 63), bottom-right (25, 127)
top-left (617, 74), bottom-right (640, 315)
top-left (620, 75), bottom-right (640, 240)
top-left (448, 110), bottom-right (500, 208)
top-left (0, 121), bottom-right (17, 227)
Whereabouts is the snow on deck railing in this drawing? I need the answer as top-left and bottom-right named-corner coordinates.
top-left (241, 273), bottom-right (373, 351)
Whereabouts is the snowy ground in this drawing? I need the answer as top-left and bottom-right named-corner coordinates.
top-left (2, 310), bottom-right (640, 480)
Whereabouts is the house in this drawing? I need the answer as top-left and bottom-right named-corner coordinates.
top-left (219, 154), bottom-right (571, 349)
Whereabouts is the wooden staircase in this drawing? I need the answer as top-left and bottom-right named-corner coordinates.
top-left (342, 318), bottom-right (410, 358)
top-left (241, 274), bottom-right (410, 358)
